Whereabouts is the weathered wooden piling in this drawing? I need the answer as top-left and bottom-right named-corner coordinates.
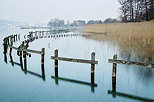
top-left (4, 52), bottom-right (7, 63)
top-left (7, 37), bottom-right (10, 45)
top-left (9, 47), bottom-right (12, 55)
top-left (13, 34), bottom-right (17, 41)
top-left (19, 51), bottom-right (23, 70)
top-left (23, 51), bottom-right (27, 71)
top-left (112, 55), bottom-right (117, 97)
top-left (12, 35), bottom-right (15, 42)
top-left (3, 38), bottom-right (8, 53)
top-left (91, 52), bottom-right (95, 84)
top-left (9, 38), bottom-right (13, 55)
top-left (54, 49), bottom-right (58, 77)
top-left (41, 48), bottom-right (45, 77)
top-left (18, 34), bottom-right (20, 40)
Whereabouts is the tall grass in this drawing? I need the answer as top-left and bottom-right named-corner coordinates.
top-left (82, 20), bottom-right (154, 63)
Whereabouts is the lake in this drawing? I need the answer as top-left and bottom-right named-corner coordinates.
top-left (0, 25), bottom-right (154, 102)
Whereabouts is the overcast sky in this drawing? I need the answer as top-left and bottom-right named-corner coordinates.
top-left (0, 0), bottom-right (120, 23)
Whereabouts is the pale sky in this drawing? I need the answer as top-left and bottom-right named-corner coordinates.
top-left (0, 0), bottom-right (120, 23)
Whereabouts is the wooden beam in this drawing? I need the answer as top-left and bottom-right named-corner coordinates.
top-left (108, 59), bottom-right (154, 68)
top-left (8, 45), bottom-right (19, 50)
top-left (8, 45), bottom-right (42, 54)
top-left (25, 49), bottom-right (42, 54)
top-left (51, 56), bottom-right (98, 64)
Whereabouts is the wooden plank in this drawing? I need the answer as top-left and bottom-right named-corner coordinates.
top-left (8, 45), bottom-right (19, 50)
top-left (108, 90), bottom-right (154, 102)
top-left (51, 56), bottom-right (98, 64)
top-left (108, 59), bottom-right (154, 68)
top-left (51, 76), bottom-right (97, 87)
top-left (24, 49), bottom-right (42, 54)
top-left (9, 45), bottom-right (42, 54)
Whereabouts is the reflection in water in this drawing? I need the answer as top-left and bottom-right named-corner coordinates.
top-left (84, 34), bottom-right (154, 63)
top-left (5, 50), bottom-right (46, 81)
top-left (108, 90), bottom-right (154, 102)
top-left (1, 27), bottom-right (154, 102)
top-left (108, 63), bottom-right (154, 102)
top-left (4, 52), bottom-right (7, 64)
top-left (51, 76), bottom-right (97, 93)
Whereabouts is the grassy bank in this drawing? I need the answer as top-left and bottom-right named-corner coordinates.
top-left (82, 20), bottom-right (154, 62)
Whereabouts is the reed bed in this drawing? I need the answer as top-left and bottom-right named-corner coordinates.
top-left (82, 20), bottom-right (154, 63)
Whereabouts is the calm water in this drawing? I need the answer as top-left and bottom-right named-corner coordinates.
top-left (0, 25), bottom-right (154, 102)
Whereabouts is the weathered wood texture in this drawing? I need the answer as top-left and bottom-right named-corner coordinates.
top-left (108, 59), bottom-right (154, 68)
top-left (9, 45), bottom-right (42, 54)
top-left (51, 56), bottom-right (98, 64)
top-left (91, 52), bottom-right (95, 84)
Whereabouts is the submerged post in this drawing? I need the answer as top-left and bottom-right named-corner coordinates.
top-left (91, 52), bottom-right (95, 85)
top-left (15, 34), bottom-right (18, 41)
top-left (9, 38), bottom-right (13, 55)
top-left (18, 34), bottom-right (20, 40)
top-left (23, 51), bottom-right (27, 72)
top-left (112, 55), bottom-right (117, 97)
top-left (54, 49), bottom-right (58, 77)
top-left (41, 48), bottom-right (45, 77)
top-left (13, 35), bottom-right (15, 42)
top-left (19, 51), bottom-right (23, 70)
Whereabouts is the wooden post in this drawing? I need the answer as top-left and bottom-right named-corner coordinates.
top-left (7, 37), bottom-right (10, 45)
top-left (9, 52), bottom-right (14, 66)
top-left (3, 38), bottom-right (7, 53)
top-left (112, 55), bottom-right (117, 97)
top-left (54, 49), bottom-right (58, 77)
top-left (91, 52), bottom-right (95, 85)
top-left (15, 34), bottom-right (18, 41)
top-left (19, 51), bottom-right (23, 70)
top-left (23, 51), bottom-right (27, 72)
top-left (9, 47), bottom-right (12, 55)
top-left (9, 38), bottom-right (13, 55)
top-left (18, 34), bottom-right (20, 40)
top-left (4, 52), bottom-right (7, 64)
top-left (13, 35), bottom-right (16, 42)
top-left (41, 48), bottom-right (45, 77)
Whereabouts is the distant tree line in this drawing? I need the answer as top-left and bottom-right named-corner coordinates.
top-left (118, 0), bottom-right (154, 22)
top-left (48, 18), bottom-right (118, 28)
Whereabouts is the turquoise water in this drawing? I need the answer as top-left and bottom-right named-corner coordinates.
top-left (0, 25), bottom-right (154, 102)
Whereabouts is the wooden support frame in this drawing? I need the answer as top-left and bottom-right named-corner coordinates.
top-left (108, 57), bottom-right (154, 68)
top-left (51, 49), bottom-right (98, 85)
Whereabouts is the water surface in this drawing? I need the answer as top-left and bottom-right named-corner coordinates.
top-left (0, 25), bottom-right (154, 102)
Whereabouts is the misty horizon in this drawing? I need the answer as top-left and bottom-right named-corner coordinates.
top-left (0, 0), bottom-right (120, 23)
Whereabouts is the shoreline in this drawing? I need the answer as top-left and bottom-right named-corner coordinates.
top-left (82, 20), bottom-right (154, 36)
top-left (82, 20), bottom-right (154, 60)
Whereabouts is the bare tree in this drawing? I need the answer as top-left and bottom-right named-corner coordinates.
top-left (118, 0), bottom-right (154, 22)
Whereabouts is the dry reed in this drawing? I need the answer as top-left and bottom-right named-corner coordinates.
top-left (82, 20), bottom-right (154, 63)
